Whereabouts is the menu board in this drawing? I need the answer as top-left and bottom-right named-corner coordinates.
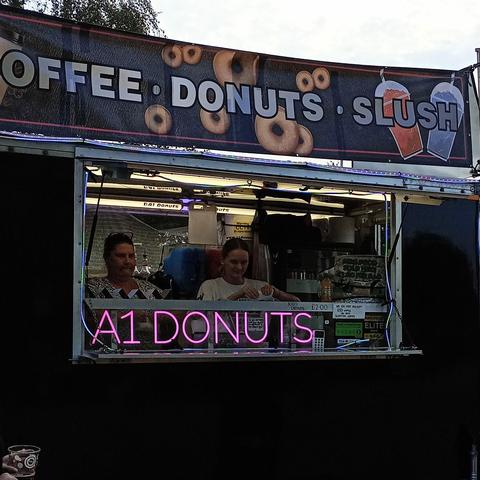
top-left (334, 256), bottom-right (385, 287)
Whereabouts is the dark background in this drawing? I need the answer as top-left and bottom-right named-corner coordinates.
top-left (1, 153), bottom-right (479, 480)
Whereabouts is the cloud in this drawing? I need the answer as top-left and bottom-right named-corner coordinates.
top-left (153, 0), bottom-right (480, 69)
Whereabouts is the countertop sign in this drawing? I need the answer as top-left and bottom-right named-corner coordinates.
top-left (333, 303), bottom-right (366, 319)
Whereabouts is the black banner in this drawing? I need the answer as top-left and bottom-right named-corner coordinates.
top-left (0, 7), bottom-right (472, 167)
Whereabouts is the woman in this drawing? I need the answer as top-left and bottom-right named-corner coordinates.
top-left (86, 233), bottom-right (174, 349)
top-left (196, 238), bottom-right (299, 349)
top-left (197, 238), bottom-right (299, 301)
top-left (87, 232), bottom-right (169, 300)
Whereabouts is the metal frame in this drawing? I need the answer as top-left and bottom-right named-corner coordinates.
top-left (84, 299), bottom-right (388, 312)
top-left (391, 195), bottom-right (403, 349)
top-left (470, 58), bottom-right (480, 169)
top-left (73, 145), bottom-right (477, 363)
top-left (0, 133), bottom-right (477, 197)
top-left (72, 157), bottom-right (85, 360)
top-left (75, 145), bottom-right (480, 198)
top-left (82, 349), bottom-right (423, 364)
top-left (477, 201), bottom-right (480, 336)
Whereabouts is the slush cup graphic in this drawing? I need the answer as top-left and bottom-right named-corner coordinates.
top-left (427, 79), bottom-right (464, 162)
top-left (375, 75), bottom-right (423, 160)
top-left (0, 27), bottom-right (23, 105)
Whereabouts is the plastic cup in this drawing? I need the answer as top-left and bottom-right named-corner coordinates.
top-left (375, 80), bottom-right (423, 160)
top-left (7, 445), bottom-right (41, 478)
top-left (0, 27), bottom-right (23, 105)
top-left (427, 81), bottom-right (464, 161)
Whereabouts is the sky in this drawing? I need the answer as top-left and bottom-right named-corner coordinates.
top-left (152, 0), bottom-right (480, 71)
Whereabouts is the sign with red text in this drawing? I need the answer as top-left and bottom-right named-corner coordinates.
top-left (0, 7), bottom-right (472, 167)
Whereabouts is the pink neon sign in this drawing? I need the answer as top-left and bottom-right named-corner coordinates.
top-left (91, 310), bottom-right (314, 346)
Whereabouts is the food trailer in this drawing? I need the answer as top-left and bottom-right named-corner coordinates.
top-left (1, 5), bottom-right (479, 479)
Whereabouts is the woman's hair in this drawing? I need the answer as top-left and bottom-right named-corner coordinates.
top-left (103, 232), bottom-right (134, 261)
top-left (222, 237), bottom-right (250, 258)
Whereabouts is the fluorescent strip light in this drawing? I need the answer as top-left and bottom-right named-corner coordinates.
top-left (86, 197), bottom-right (336, 219)
top-left (213, 206), bottom-right (335, 219)
top-left (88, 182), bottom-right (344, 209)
top-left (131, 173), bottom-right (385, 203)
top-left (304, 189), bottom-right (391, 202)
top-left (89, 168), bottom-right (386, 202)
top-left (193, 190), bottom-right (344, 209)
top-left (130, 172), bottom-right (259, 188)
top-left (85, 197), bottom-right (183, 211)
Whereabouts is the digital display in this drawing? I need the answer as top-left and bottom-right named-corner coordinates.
top-left (314, 330), bottom-right (325, 339)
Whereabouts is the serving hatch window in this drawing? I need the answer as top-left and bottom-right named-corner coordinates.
top-left (76, 160), bottom-right (402, 362)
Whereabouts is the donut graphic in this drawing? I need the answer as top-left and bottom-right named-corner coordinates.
top-left (24, 454), bottom-right (37, 469)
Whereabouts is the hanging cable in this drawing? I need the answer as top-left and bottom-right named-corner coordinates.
top-left (387, 203), bottom-right (409, 268)
top-left (469, 70), bottom-right (480, 108)
top-left (85, 169), bottom-right (105, 269)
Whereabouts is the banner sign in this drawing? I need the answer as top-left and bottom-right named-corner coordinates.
top-left (0, 7), bottom-right (472, 167)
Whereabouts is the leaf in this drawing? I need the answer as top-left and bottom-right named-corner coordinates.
top-left (5, 0), bottom-right (163, 36)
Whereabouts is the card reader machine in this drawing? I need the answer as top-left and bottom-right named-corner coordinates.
top-left (312, 329), bottom-right (325, 352)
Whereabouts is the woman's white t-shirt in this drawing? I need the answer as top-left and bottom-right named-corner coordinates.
top-left (196, 277), bottom-right (268, 301)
